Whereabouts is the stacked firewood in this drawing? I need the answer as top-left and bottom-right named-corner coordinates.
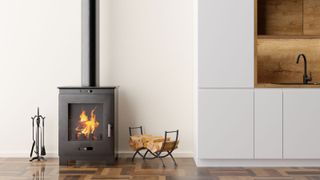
top-left (129, 135), bottom-right (178, 153)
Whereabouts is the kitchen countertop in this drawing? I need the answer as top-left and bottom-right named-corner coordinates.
top-left (256, 83), bottom-right (320, 88)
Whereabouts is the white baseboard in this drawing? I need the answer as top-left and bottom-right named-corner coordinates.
top-left (117, 151), bottom-right (194, 158)
top-left (197, 159), bottom-right (320, 167)
top-left (0, 151), bottom-right (193, 159)
top-left (0, 153), bottom-right (58, 158)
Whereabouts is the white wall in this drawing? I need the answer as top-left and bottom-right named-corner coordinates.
top-left (100, 0), bottom-right (194, 156)
top-left (0, 0), bottom-right (194, 157)
top-left (0, 0), bottom-right (81, 156)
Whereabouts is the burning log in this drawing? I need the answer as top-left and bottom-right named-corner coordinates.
top-left (75, 107), bottom-right (100, 140)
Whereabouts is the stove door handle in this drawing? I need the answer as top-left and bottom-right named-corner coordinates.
top-left (107, 123), bottom-right (111, 138)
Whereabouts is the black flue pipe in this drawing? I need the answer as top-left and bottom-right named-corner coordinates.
top-left (82, 0), bottom-right (99, 87)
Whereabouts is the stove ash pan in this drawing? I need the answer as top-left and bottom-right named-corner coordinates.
top-left (58, 87), bottom-right (118, 165)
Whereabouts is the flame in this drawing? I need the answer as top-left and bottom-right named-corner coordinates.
top-left (75, 107), bottom-right (100, 140)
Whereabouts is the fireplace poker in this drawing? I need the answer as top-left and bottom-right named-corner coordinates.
top-left (30, 117), bottom-right (35, 158)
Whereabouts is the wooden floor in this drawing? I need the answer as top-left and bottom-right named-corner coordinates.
top-left (1, 158), bottom-right (320, 180)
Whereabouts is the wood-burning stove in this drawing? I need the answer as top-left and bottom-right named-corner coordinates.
top-left (58, 87), bottom-right (118, 165)
top-left (58, 0), bottom-right (118, 165)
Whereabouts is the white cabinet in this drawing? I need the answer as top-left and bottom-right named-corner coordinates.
top-left (198, 89), bottom-right (254, 159)
top-left (255, 89), bottom-right (283, 159)
top-left (283, 89), bottom-right (320, 159)
top-left (198, 0), bottom-right (254, 88)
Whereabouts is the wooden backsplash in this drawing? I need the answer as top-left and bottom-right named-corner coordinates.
top-left (257, 39), bottom-right (320, 83)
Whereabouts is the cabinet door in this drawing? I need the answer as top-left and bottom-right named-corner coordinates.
top-left (255, 89), bottom-right (283, 159)
top-left (198, 89), bottom-right (254, 159)
top-left (283, 89), bottom-right (320, 159)
top-left (198, 0), bottom-right (254, 88)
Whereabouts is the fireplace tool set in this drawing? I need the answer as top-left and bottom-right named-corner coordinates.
top-left (30, 107), bottom-right (46, 161)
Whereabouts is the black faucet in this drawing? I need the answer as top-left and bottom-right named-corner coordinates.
top-left (296, 54), bottom-right (312, 84)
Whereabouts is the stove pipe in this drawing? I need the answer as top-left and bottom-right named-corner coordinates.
top-left (82, 0), bottom-right (99, 87)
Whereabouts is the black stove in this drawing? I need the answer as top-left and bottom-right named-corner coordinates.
top-left (58, 0), bottom-right (118, 165)
top-left (58, 87), bottom-right (118, 165)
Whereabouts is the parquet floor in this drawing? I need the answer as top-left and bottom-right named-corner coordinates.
top-left (1, 158), bottom-right (320, 180)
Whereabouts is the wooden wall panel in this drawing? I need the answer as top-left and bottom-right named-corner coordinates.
top-left (257, 39), bottom-right (320, 83)
top-left (258, 0), bottom-right (303, 35)
top-left (304, 0), bottom-right (320, 35)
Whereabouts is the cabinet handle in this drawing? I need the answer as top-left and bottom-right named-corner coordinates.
top-left (108, 124), bottom-right (111, 137)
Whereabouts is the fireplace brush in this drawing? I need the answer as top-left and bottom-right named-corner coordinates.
top-left (41, 116), bottom-right (46, 156)
top-left (30, 107), bottom-right (46, 162)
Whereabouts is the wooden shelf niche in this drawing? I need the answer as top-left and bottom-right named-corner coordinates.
top-left (256, 0), bottom-right (320, 87)
top-left (258, 0), bottom-right (303, 36)
top-left (258, 0), bottom-right (320, 36)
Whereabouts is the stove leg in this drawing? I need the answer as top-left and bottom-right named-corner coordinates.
top-left (59, 158), bottom-right (68, 166)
